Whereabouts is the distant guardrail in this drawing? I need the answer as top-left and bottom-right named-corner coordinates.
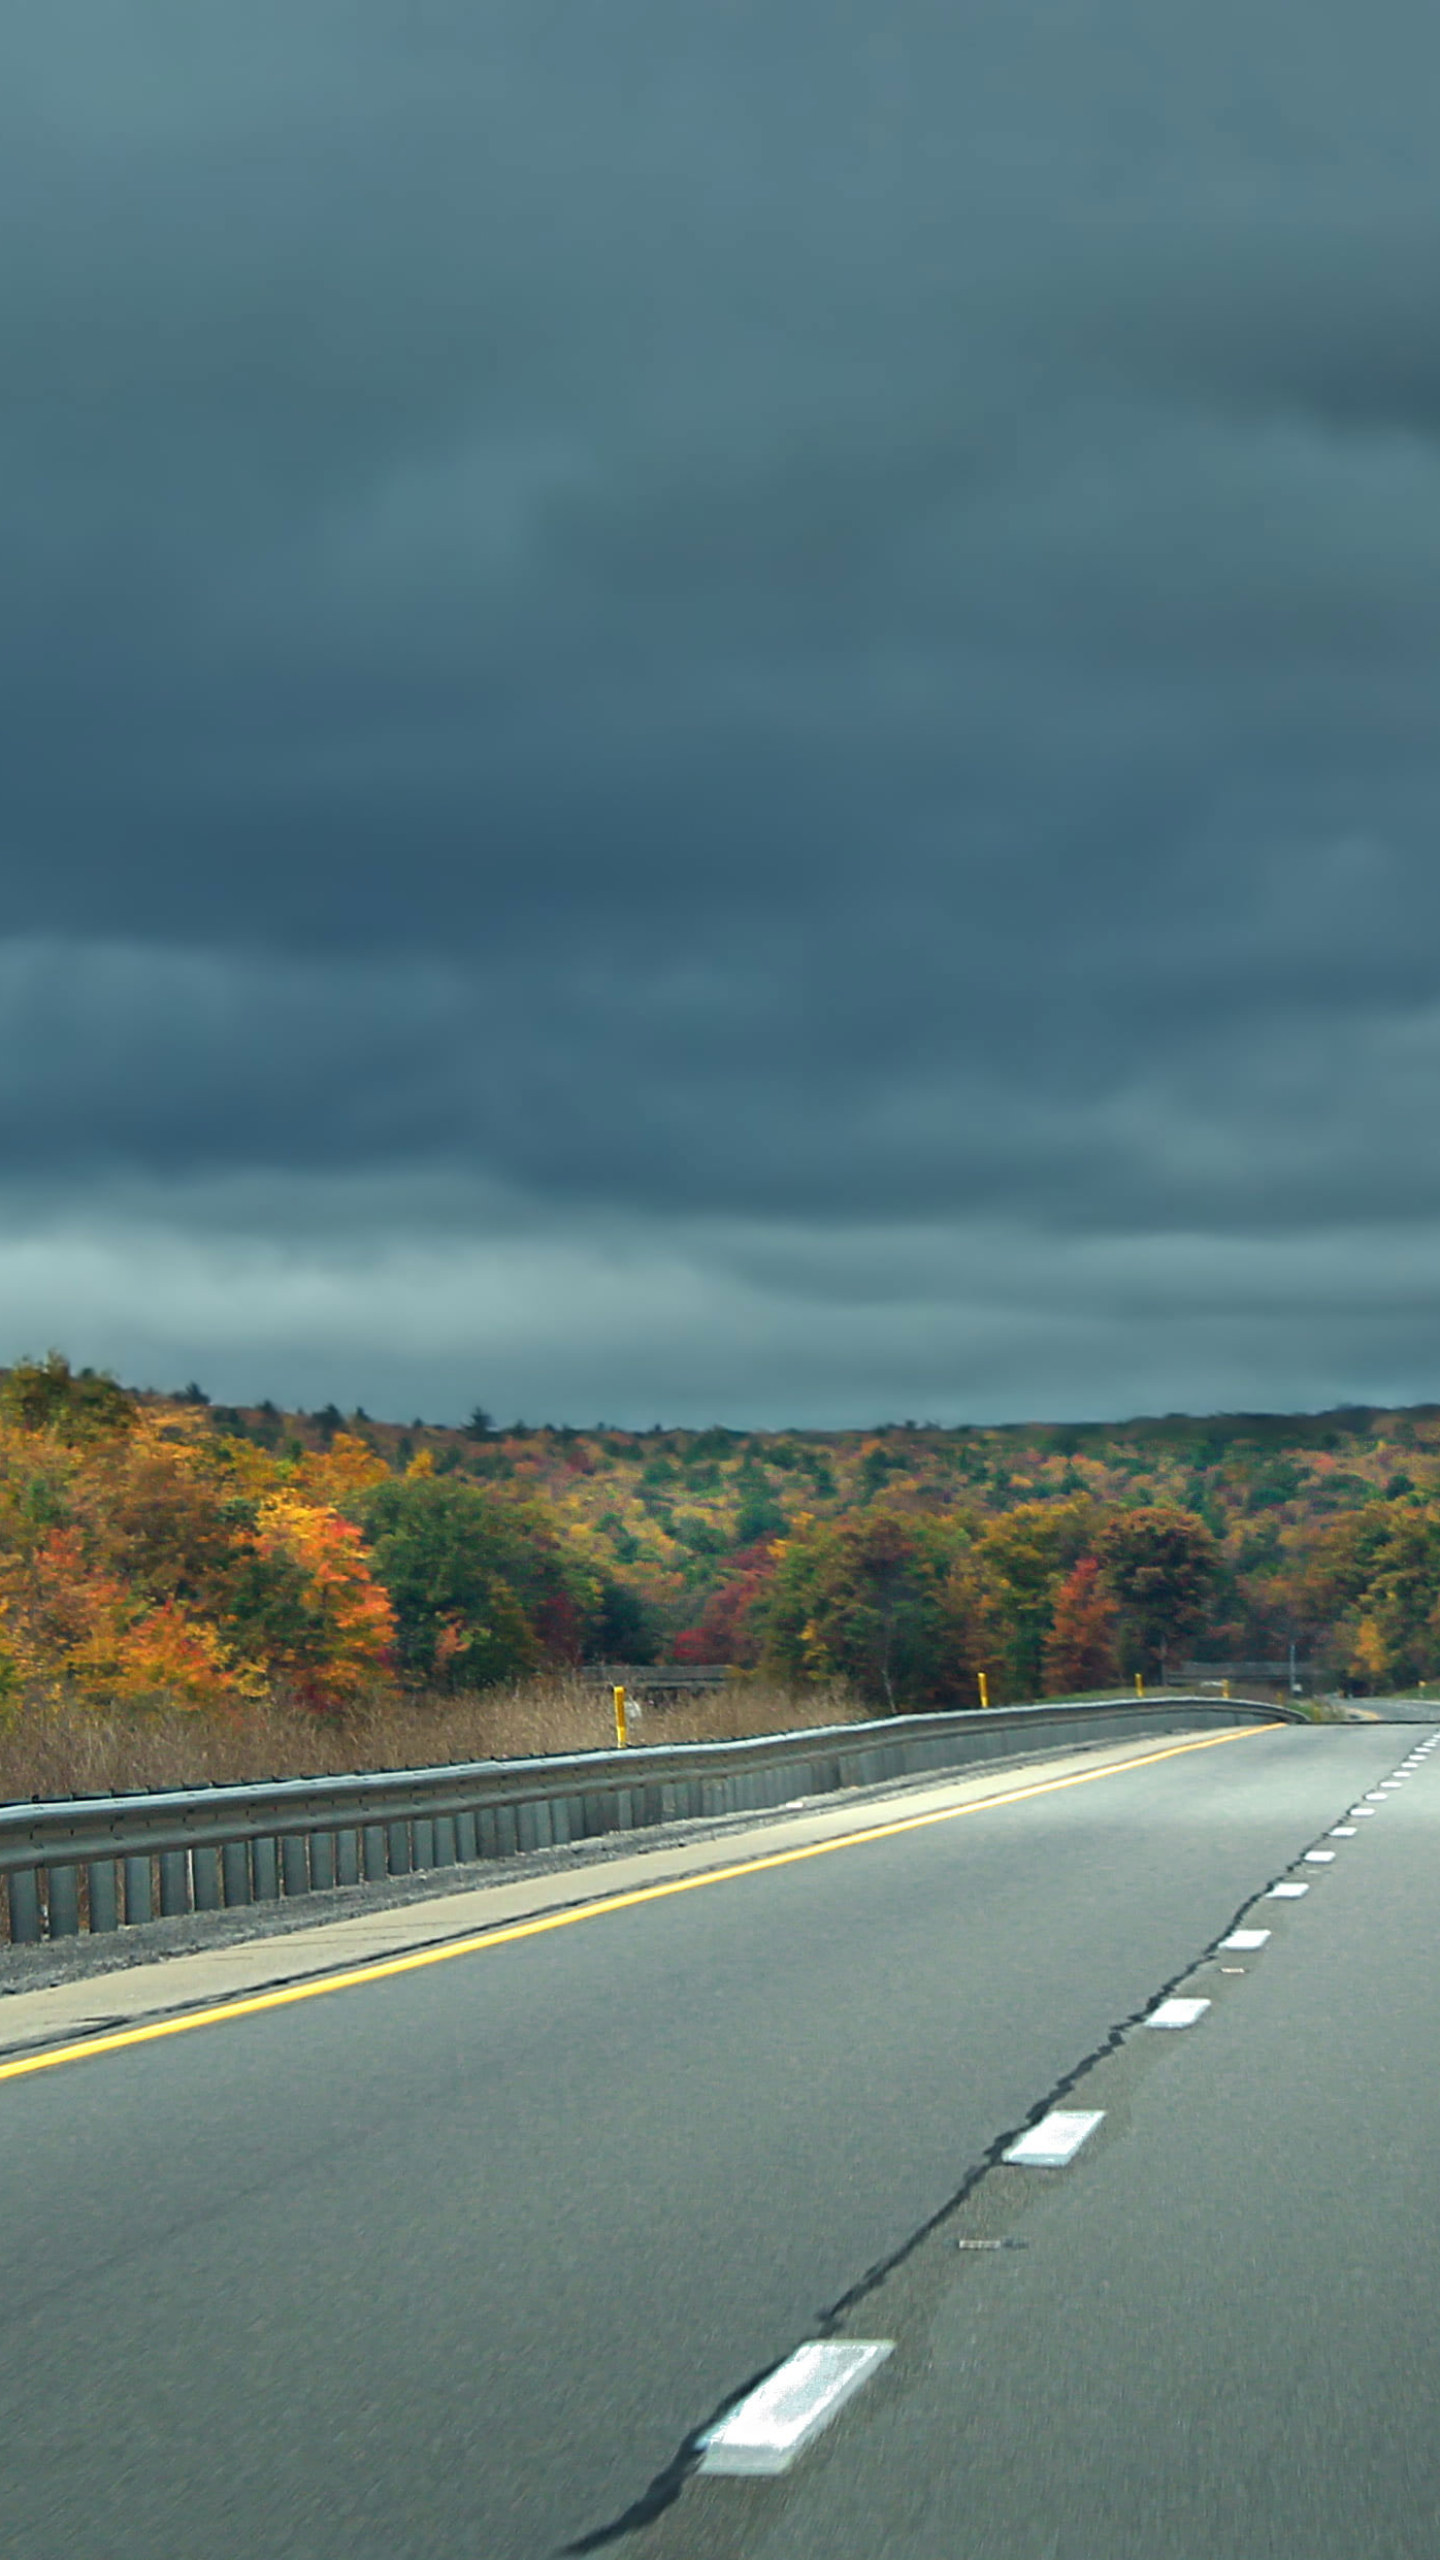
top-left (582, 1663), bottom-right (732, 1690)
top-left (0, 1693), bottom-right (1298, 1945)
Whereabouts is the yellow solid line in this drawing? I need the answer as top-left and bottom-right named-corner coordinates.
top-left (0, 1723), bottom-right (1279, 2087)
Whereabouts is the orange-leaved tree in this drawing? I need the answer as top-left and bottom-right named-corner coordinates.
top-left (1098, 1505), bottom-right (1218, 1680)
top-left (249, 1493), bottom-right (396, 1706)
top-left (1042, 1556), bottom-right (1120, 1695)
top-left (0, 1404), bottom-right (251, 1708)
top-left (0, 1371), bottom-right (400, 1711)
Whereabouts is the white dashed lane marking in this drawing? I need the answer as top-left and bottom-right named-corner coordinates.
top-left (1222, 1929), bottom-right (1271, 1950)
top-left (698, 2342), bottom-right (894, 2476)
top-left (1145, 1997), bottom-right (1211, 2030)
top-left (1002, 2110), bottom-right (1105, 2168)
top-left (1267, 1882), bottom-right (1309, 1898)
top-left (1303, 1849), bottom-right (1337, 1863)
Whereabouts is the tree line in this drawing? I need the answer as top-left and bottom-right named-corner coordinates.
top-left (0, 1356), bottom-right (1436, 1718)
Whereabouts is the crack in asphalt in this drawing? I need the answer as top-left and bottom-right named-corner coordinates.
top-left (560, 1786), bottom-right (1390, 2552)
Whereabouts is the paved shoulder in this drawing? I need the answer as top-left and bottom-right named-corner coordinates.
top-left (0, 1727), bottom-right (1246, 2061)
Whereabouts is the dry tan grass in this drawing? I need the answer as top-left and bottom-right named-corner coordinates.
top-left (0, 1676), bottom-right (870, 1802)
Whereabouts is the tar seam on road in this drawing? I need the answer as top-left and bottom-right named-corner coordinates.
top-left (0, 1724), bottom-right (1280, 2090)
top-left (560, 1736), bottom-right (1372, 2553)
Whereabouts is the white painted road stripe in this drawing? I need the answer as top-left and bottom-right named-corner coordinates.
top-left (1330, 1826), bottom-right (1357, 1836)
top-left (1350, 1806), bottom-right (1376, 1815)
top-left (1303, 1849), bottom-right (1337, 1863)
top-left (1222, 1929), bottom-right (1271, 1950)
top-left (1267, 1882), bottom-right (1310, 1898)
top-left (1003, 2110), bottom-right (1105, 2167)
top-left (698, 2341), bottom-right (894, 2475)
top-left (1145, 1997), bottom-right (1211, 2029)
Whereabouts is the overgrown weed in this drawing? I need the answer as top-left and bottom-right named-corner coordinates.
top-left (0, 1675), bottom-right (868, 1800)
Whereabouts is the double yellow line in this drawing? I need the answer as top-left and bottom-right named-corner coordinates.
top-left (0, 1723), bottom-right (1277, 2086)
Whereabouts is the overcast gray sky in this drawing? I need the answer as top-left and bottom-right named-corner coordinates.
top-left (5, 0), bottom-right (1440, 1425)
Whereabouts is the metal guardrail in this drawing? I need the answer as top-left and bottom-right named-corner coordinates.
top-left (0, 1693), bottom-right (1299, 1945)
top-left (583, 1663), bottom-right (733, 1691)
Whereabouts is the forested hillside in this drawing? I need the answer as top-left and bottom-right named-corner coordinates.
top-left (3, 1357), bottom-right (1439, 1725)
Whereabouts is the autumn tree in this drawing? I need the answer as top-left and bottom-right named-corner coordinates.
top-left (673, 1540), bottom-right (781, 1666)
top-left (0, 1408), bottom-right (254, 1708)
top-left (1042, 1556), bottom-right (1120, 1694)
top-left (247, 1494), bottom-right (396, 1706)
top-left (0, 1391), bottom-right (397, 1712)
top-left (1098, 1505), bottom-right (1218, 1678)
top-left (591, 1576), bottom-right (665, 1664)
top-left (1295, 1509), bottom-right (1398, 1686)
top-left (762, 1509), bottom-right (984, 1710)
top-left (1320, 1505), bottom-right (1440, 1689)
top-left (2, 1352), bottom-right (135, 1441)
top-left (359, 1475), bottom-right (602, 1687)
top-left (980, 1501), bottom-right (1096, 1699)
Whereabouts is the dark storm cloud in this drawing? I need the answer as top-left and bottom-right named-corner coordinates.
top-left (4, 0), bottom-right (1440, 1418)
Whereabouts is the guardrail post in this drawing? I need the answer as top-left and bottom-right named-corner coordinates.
top-left (193, 1847), bottom-right (222, 1912)
top-left (434, 1815), bottom-right (457, 1868)
top-left (46, 1864), bottom-right (79, 1937)
top-left (336, 1829), bottom-right (360, 1886)
top-left (159, 1850), bottom-right (191, 1916)
top-left (123, 1855), bottom-right (153, 1924)
top-left (310, 1833), bottom-right (337, 1890)
top-left (362, 1824), bottom-right (387, 1881)
top-left (386, 1819), bottom-right (411, 1874)
top-left (412, 1816), bottom-right (436, 1870)
top-left (8, 1869), bottom-right (41, 1943)
top-left (252, 1837), bottom-right (279, 1902)
top-left (280, 1836), bottom-right (309, 1896)
top-left (455, 1810), bottom-right (478, 1862)
top-left (87, 1860), bottom-right (119, 1934)
top-left (222, 1841), bottom-right (252, 1905)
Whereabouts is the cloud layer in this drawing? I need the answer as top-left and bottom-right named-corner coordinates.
top-left (4, 1), bottom-right (1439, 1420)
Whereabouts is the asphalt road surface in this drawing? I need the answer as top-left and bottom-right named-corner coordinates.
top-left (0, 1719), bottom-right (1431, 2559)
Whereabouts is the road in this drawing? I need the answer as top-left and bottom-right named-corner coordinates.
top-left (0, 1718), bottom-right (1431, 2559)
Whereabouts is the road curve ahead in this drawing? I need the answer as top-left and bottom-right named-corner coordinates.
top-left (0, 1721), bottom-right (1424, 2559)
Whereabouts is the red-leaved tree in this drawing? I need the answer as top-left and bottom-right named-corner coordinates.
top-left (1043, 1556), bottom-right (1120, 1694)
top-left (672, 1542), bottom-right (781, 1665)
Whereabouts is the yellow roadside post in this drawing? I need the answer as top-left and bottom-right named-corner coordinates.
top-left (1135, 1671), bottom-right (1145, 1698)
top-left (978, 1670), bottom-right (989, 1709)
top-left (612, 1684), bottom-right (628, 1748)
